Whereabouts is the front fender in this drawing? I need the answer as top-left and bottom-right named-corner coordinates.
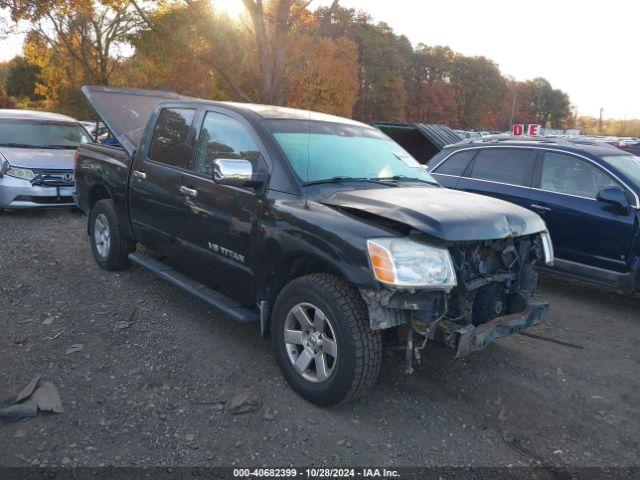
top-left (255, 195), bottom-right (395, 301)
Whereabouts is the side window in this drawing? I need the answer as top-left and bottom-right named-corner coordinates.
top-left (433, 150), bottom-right (476, 176)
top-left (470, 148), bottom-right (537, 187)
top-left (195, 111), bottom-right (260, 177)
top-left (148, 108), bottom-right (196, 167)
top-left (540, 152), bottom-right (617, 199)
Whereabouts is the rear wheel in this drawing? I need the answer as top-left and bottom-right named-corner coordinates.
top-left (271, 274), bottom-right (382, 406)
top-left (89, 199), bottom-right (135, 270)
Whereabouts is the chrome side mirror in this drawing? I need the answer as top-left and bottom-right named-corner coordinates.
top-left (213, 159), bottom-right (253, 187)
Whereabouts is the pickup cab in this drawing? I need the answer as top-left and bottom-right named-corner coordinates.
top-left (74, 86), bottom-right (553, 406)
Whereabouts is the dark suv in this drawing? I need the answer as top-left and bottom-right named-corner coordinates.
top-left (426, 138), bottom-right (640, 292)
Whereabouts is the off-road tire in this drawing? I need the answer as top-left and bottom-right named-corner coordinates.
top-left (271, 273), bottom-right (382, 406)
top-left (89, 199), bottom-right (135, 271)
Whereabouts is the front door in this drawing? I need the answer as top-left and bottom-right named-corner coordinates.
top-left (174, 109), bottom-right (265, 305)
top-left (529, 150), bottom-right (636, 272)
top-left (128, 107), bottom-right (196, 254)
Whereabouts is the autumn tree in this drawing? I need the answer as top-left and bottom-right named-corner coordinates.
top-left (240, 0), bottom-right (342, 105)
top-left (318, 7), bottom-right (411, 122)
top-left (1, 0), bottom-right (143, 115)
top-left (449, 55), bottom-right (507, 129)
top-left (127, 1), bottom-right (257, 101)
top-left (409, 45), bottom-right (456, 124)
top-left (0, 85), bottom-right (17, 108)
top-left (286, 35), bottom-right (359, 116)
top-left (413, 81), bottom-right (458, 126)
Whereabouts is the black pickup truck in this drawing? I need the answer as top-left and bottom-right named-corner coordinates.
top-left (74, 86), bottom-right (553, 406)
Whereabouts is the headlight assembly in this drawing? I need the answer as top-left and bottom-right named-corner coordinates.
top-left (5, 166), bottom-right (36, 181)
top-left (366, 237), bottom-right (457, 289)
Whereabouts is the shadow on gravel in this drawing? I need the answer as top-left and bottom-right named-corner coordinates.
top-left (539, 271), bottom-right (640, 310)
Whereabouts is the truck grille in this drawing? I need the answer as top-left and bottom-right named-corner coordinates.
top-left (30, 169), bottom-right (74, 187)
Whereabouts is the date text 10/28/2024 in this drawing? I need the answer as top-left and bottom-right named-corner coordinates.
top-left (233, 468), bottom-right (400, 478)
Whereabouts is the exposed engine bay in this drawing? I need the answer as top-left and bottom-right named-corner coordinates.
top-left (361, 233), bottom-right (550, 371)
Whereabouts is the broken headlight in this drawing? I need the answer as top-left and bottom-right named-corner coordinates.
top-left (367, 237), bottom-right (457, 289)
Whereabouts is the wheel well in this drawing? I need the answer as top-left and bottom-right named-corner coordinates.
top-left (264, 254), bottom-right (342, 304)
top-left (89, 184), bottom-right (111, 210)
top-left (86, 184), bottom-right (112, 236)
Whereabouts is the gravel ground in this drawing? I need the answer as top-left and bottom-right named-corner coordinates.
top-left (1, 208), bottom-right (639, 469)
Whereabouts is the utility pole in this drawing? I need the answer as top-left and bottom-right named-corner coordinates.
top-left (599, 107), bottom-right (604, 135)
top-left (509, 83), bottom-right (518, 128)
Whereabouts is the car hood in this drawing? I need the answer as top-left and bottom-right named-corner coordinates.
top-left (0, 147), bottom-right (75, 170)
top-left (81, 86), bottom-right (186, 156)
top-left (318, 186), bottom-right (547, 242)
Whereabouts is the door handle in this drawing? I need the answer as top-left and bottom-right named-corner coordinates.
top-left (180, 186), bottom-right (198, 198)
top-left (133, 170), bottom-right (146, 180)
top-left (530, 204), bottom-right (551, 213)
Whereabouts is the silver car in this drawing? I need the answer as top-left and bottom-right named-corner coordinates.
top-left (0, 109), bottom-right (92, 210)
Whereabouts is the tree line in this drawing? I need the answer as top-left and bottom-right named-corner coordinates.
top-left (0, 0), bottom-right (584, 132)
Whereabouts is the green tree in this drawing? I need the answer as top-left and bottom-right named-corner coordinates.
top-left (4, 56), bottom-right (42, 99)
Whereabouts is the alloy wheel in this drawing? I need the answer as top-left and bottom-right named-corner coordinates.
top-left (284, 302), bottom-right (338, 383)
top-left (93, 213), bottom-right (111, 258)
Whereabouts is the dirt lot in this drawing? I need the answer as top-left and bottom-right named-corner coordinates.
top-left (1, 209), bottom-right (639, 470)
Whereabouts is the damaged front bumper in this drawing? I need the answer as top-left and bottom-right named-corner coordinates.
top-left (438, 301), bottom-right (549, 357)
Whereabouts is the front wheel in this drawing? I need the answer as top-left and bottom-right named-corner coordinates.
top-left (89, 199), bottom-right (135, 271)
top-left (271, 274), bottom-right (382, 406)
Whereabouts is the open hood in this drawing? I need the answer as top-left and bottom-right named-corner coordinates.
top-left (81, 86), bottom-right (187, 156)
top-left (319, 186), bottom-right (546, 242)
top-left (373, 123), bottom-right (462, 164)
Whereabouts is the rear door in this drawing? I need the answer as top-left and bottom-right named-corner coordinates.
top-left (429, 149), bottom-right (477, 188)
top-left (173, 109), bottom-right (266, 305)
top-left (455, 147), bottom-right (537, 209)
top-left (128, 107), bottom-right (196, 254)
top-left (529, 150), bottom-right (636, 272)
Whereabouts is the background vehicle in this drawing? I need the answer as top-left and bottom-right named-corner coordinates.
top-left (425, 137), bottom-right (640, 292)
top-left (618, 140), bottom-right (640, 155)
top-left (0, 109), bottom-right (92, 210)
top-left (75, 86), bottom-right (552, 406)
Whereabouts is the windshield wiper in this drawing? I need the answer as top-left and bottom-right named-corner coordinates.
top-left (373, 175), bottom-right (439, 186)
top-left (41, 145), bottom-right (76, 149)
top-left (304, 176), bottom-right (398, 187)
top-left (0, 143), bottom-right (42, 149)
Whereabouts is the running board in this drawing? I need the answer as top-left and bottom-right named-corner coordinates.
top-left (129, 252), bottom-right (258, 324)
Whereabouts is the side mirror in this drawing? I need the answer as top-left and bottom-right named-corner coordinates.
top-left (597, 186), bottom-right (629, 212)
top-left (213, 158), bottom-right (265, 188)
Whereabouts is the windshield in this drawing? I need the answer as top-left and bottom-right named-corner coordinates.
top-left (602, 155), bottom-right (640, 188)
top-left (265, 119), bottom-right (436, 185)
top-left (0, 120), bottom-right (92, 148)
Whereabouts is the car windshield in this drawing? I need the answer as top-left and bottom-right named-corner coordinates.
top-left (265, 119), bottom-right (437, 185)
top-left (601, 155), bottom-right (640, 188)
top-left (0, 120), bottom-right (92, 149)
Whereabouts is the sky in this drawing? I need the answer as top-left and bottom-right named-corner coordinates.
top-left (2, 0), bottom-right (639, 119)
